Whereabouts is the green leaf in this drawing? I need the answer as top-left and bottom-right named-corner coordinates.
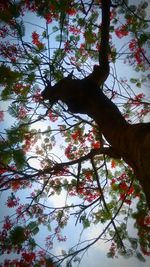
top-left (136, 82), bottom-right (141, 88)
top-left (8, 104), bottom-right (19, 118)
top-left (1, 86), bottom-right (11, 100)
top-left (47, 224), bottom-right (52, 232)
top-left (52, 26), bottom-right (59, 32)
top-left (28, 237), bottom-right (36, 249)
top-left (130, 78), bottom-right (138, 83)
top-left (136, 251), bottom-right (146, 262)
top-left (15, 20), bottom-right (25, 37)
top-left (139, 33), bottom-right (149, 44)
top-left (27, 221), bottom-right (39, 235)
top-left (10, 226), bottom-right (26, 245)
top-left (13, 149), bottom-right (26, 169)
top-left (129, 237), bottom-right (138, 249)
top-left (80, 215), bottom-right (90, 228)
top-left (1, 150), bottom-right (12, 165)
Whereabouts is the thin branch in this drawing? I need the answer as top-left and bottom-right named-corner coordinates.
top-left (122, 0), bottom-right (150, 23)
top-left (91, 158), bottom-right (126, 251)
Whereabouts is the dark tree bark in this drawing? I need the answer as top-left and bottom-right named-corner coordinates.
top-left (41, 0), bottom-right (150, 208)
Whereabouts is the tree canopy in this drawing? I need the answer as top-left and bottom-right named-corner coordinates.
top-left (0, 0), bottom-right (150, 266)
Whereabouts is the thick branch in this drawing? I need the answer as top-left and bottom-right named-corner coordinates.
top-left (99, 0), bottom-right (110, 66)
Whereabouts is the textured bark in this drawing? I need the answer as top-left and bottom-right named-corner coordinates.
top-left (41, 0), bottom-right (150, 208)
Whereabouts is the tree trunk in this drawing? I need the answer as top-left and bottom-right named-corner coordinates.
top-left (42, 77), bottom-right (150, 209)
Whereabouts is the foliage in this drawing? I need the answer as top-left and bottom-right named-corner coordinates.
top-left (0, 0), bottom-right (150, 266)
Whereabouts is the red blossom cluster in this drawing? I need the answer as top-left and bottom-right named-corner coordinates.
top-left (111, 172), bottom-right (136, 205)
top-left (32, 89), bottom-right (43, 102)
top-left (1, 251), bottom-right (48, 267)
top-left (44, 13), bottom-right (53, 23)
top-left (68, 168), bottom-right (100, 202)
top-left (10, 176), bottom-right (31, 192)
top-left (18, 106), bottom-right (27, 119)
top-left (6, 194), bottom-right (20, 208)
top-left (13, 83), bottom-right (29, 95)
top-left (25, 0), bottom-right (37, 12)
top-left (64, 40), bottom-right (71, 52)
top-left (3, 216), bottom-right (13, 231)
top-left (69, 182), bottom-right (100, 202)
top-left (111, 159), bottom-right (116, 168)
top-left (22, 252), bottom-right (36, 263)
top-left (0, 42), bottom-right (22, 62)
top-left (0, 26), bottom-right (9, 38)
top-left (23, 133), bottom-right (37, 152)
top-left (130, 93), bottom-right (145, 106)
top-left (135, 212), bottom-right (150, 256)
top-left (115, 24), bottom-right (128, 39)
top-left (128, 39), bottom-right (147, 67)
top-left (69, 25), bottom-right (81, 35)
top-left (67, 7), bottom-right (77, 16)
top-left (64, 126), bottom-right (101, 160)
top-left (32, 31), bottom-right (45, 49)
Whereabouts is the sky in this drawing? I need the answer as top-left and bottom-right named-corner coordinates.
top-left (0, 1), bottom-right (150, 266)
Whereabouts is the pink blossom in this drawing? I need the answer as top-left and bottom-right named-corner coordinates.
top-left (48, 110), bottom-right (58, 122)
top-left (6, 194), bottom-right (20, 208)
top-left (32, 89), bottom-right (43, 102)
top-left (3, 216), bottom-right (13, 230)
top-left (18, 106), bottom-right (27, 119)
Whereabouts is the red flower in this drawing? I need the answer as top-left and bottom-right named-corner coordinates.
top-left (134, 48), bottom-right (144, 65)
top-left (6, 194), bottom-right (20, 208)
top-left (3, 216), bottom-right (13, 230)
top-left (128, 186), bottom-right (134, 195)
top-left (65, 144), bottom-right (72, 159)
top-left (32, 31), bottom-right (40, 45)
top-left (111, 178), bottom-right (116, 185)
top-left (119, 181), bottom-right (128, 191)
top-left (111, 159), bottom-right (116, 168)
top-left (45, 13), bottom-right (52, 23)
top-left (115, 25), bottom-right (128, 38)
top-left (18, 106), bottom-right (27, 119)
top-left (91, 141), bottom-right (100, 149)
top-left (22, 252), bottom-right (36, 263)
top-left (69, 26), bottom-right (80, 35)
top-left (67, 8), bottom-right (77, 15)
top-left (32, 89), bottom-right (43, 102)
top-left (129, 39), bottom-right (137, 51)
top-left (32, 31), bottom-right (44, 48)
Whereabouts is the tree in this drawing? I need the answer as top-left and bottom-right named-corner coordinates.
top-left (0, 0), bottom-right (150, 266)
